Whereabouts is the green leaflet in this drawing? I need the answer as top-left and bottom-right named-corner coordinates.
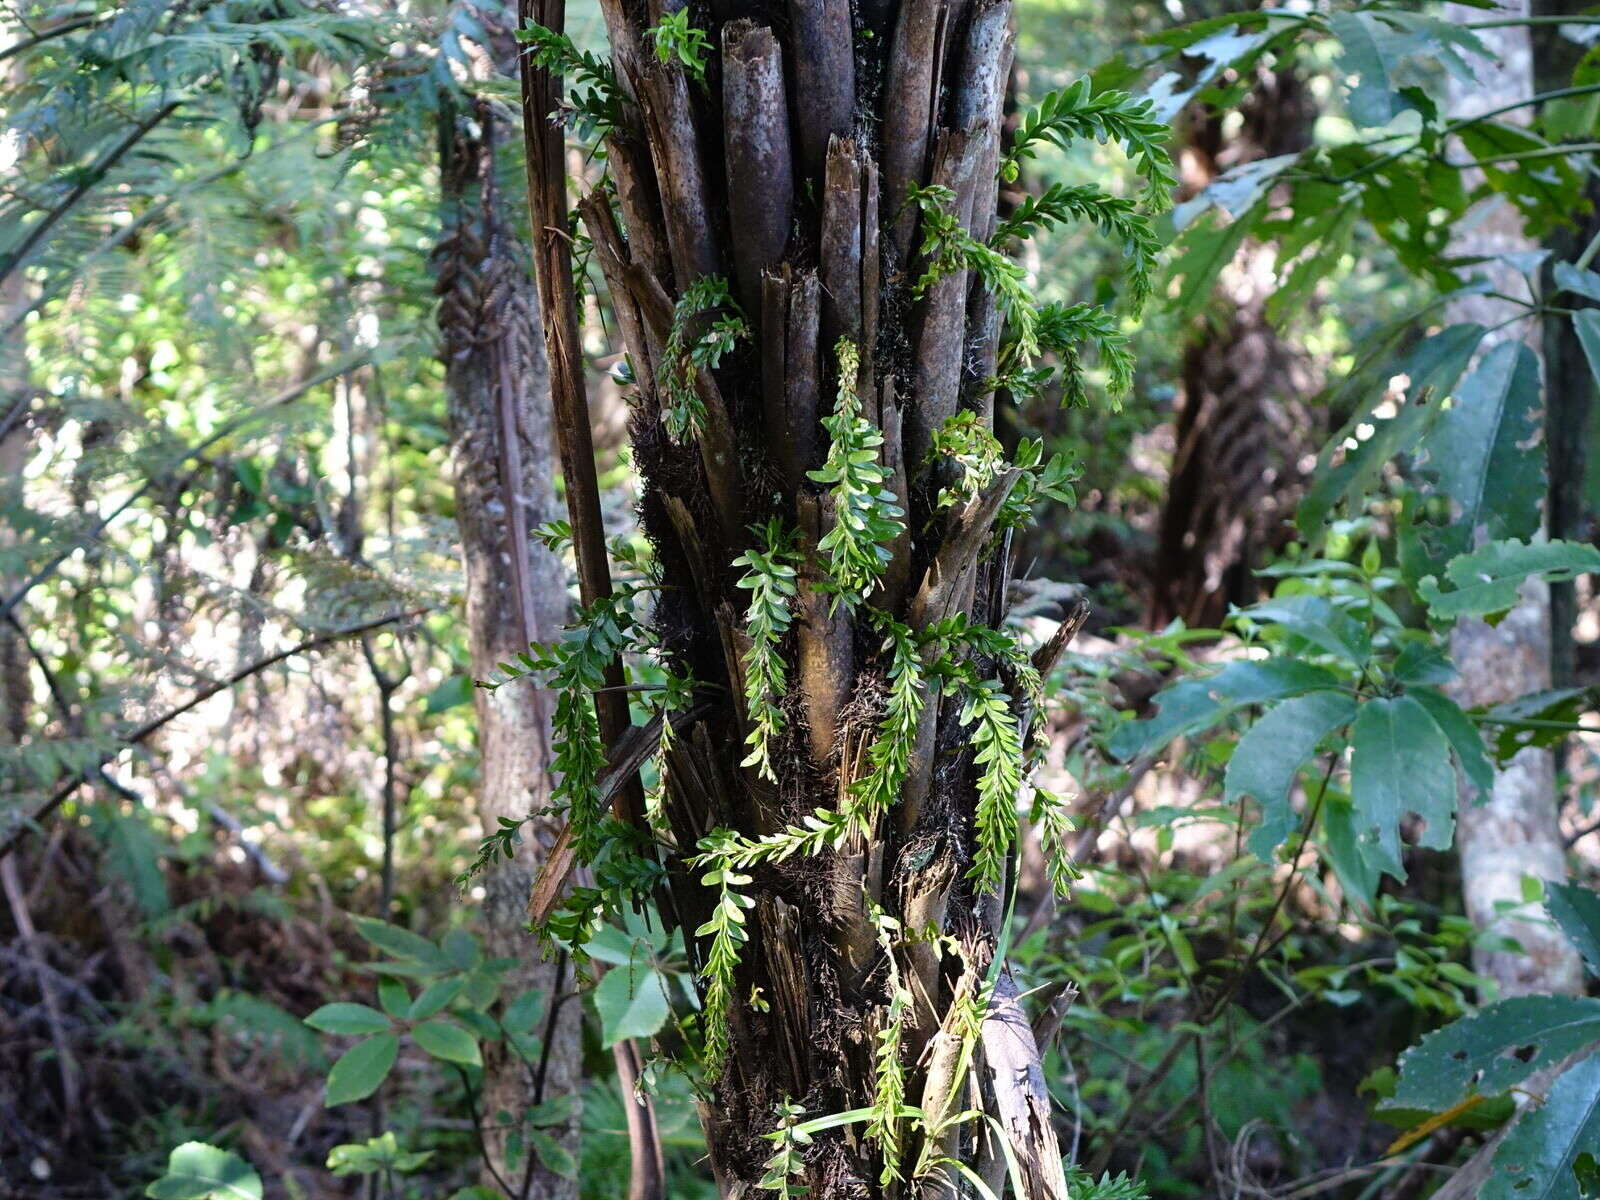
top-left (1419, 539), bottom-right (1600, 621)
top-left (411, 1019), bottom-right (480, 1066)
top-left (1484, 1054), bottom-right (1600, 1200)
top-left (1392, 995), bottom-right (1600, 1112)
top-left (1224, 690), bottom-right (1357, 860)
top-left (1107, 657), bottom-right (1341, 762)
top-left (324, 1033), bottom-right (400, 1106)
top-left (1547, 882), bottom-right (1600, 979)
top-left (1349, 694), bottom-right (1456, 882)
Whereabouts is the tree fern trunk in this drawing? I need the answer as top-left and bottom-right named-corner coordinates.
top-left (1153, 66), bottom-right (1314, 630)
top-left (435, 78), bottom-right (583, 1195)
top-left (512, 0), bottom-right (1137, 1191)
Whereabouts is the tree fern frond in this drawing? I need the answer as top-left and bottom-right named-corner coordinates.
top-left (1005, 77), bottom-right (1176, 212)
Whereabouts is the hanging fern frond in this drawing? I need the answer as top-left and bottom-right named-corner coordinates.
top-left (809, 338), bottom-right (905, 611)
top-left (733, 520), bottom-right (800, 782)
top-left (692, 831), bottom-right (758, 1077)
top-left (992, 182), bottom-right (1161, 312)
top-left (845, 616), bottom-right (925, 832)
top-left (1004, 77), bottom-right (1176, 212)
top-left (962, 677), bottom-right (1024, 891)
top-left (662, 276), bottom-right (748, 442)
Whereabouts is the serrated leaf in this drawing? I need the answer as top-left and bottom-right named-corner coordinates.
top-left (1409, 686), bottom-right (1495, 798)
top-left (1394, 995), bottom-right (1600, 1111)
top-left (304, 1003), bottom-right (392, 1037)
top-left (1225, 691), bottom-right (1358, 859)
top-left (1547, 882), bottom-right (1600, 979)
top-left (594, 963), bottom-right (672, 1047)
top-left (325, 1033), bottom-right (399, 1106)
top-left (1107, 657), bottom-right (1341, 761)
top-left (1350, 695), bottom-right (1457, 881)
top-left (1420, 540), bottom-right (1600, 621)
top-left (412, 1019), bottom-right (481, 1066)
top-left (1484, 1054), bottom-right (1600, 1199)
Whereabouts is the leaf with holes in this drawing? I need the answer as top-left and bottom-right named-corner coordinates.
top-left (1349, 695), bottom-right (1457, 882)
top-left (1420, 540), bottom-right (1600, 622)
top-left (1484, 1054), bottom-right (1600, 1199)
top-left (1225, 691), bottom-right (1357, 860)
top-left (1409, 341), bottom-right (1544, 577)
top-left (1393, 996), bottom-right (1600, 1112)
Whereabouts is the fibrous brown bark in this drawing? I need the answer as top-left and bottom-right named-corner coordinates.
top-left (520, 0), bottom-right (1069, 1192)
top-left (434, 64), bottom-right (582, 1193)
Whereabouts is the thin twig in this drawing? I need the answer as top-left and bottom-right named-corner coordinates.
top-left (0, 606), bottom-right (427, 859)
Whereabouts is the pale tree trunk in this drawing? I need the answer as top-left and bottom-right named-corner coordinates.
top-left (1444, 0), bottom-right (1583, 999)
top-left (435, 47), bottom-right (582, 1194)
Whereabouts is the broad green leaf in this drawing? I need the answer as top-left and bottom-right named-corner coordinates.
top-left (304, 1003), bottom-right (392, 1037)
top-left (1322, 791), bottom-right (1383, 908)
top-left (1484, 1054), bottom-right (1600, 1199)
top-left (1574, 310), bottom-right (1600, 397)
top-left (1350, 695), bottom-right (1456, 881)
top-left (1298, 323), bottom-right (1484, 533)
top-left (1556, 264), bottom-right (1600, 304)
top-left (1408, 686), bottom-right (1495, 798)
top-left (1420, 540), bottom-right (1600, 621)
top-left (1547, 883), bottom-right (1600, 979)
top-left (594, 962), bottom-right (672, 1047)
top-left (503, 989), bottom-right (544, 1033)
top-left (412, 1019), bottom-right (481, 1066)
top-left (352, 918), bottom-right (452, 969)
top-left (407, 977), bottom-right (465, 1021)
top-left (146, 1143), bottom-right (263, 1200)
top-left (1225, 691), bottom-right (1357, 859)
top-left (324, 1033), bottom-right (399, 1105)
top-left (1329, 11), bottom-right (1403, 126)
top-left (1393, 641), bottom-right (1455, 686)
top-left (1235, 594), bottom-right (1371, 664)
top-left (422, 675), bottom-right (474, 715)
top-left (1410, 341), bottom-right (1544, 573)
top-left (1107, 657), bottom-right (1341, 761)
top-left (1393, 995), bottom-right (1600, 1111)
